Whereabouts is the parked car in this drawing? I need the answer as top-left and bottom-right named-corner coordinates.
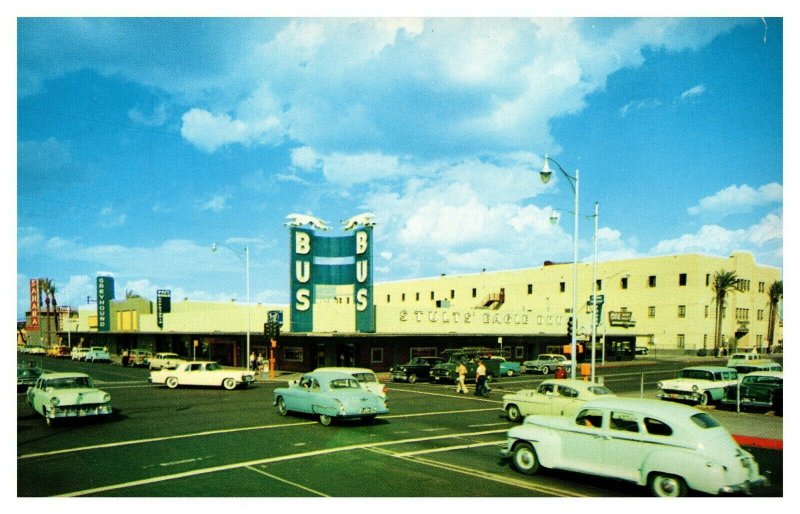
top-left (657, 366), bottom-right (738, 406)
top-left (127, 349), bottom-right (152, 367)
top-left (46, 345), bottom-right (71, 358)
top-left (273, 371), bottom-right (389, 426)
top-left (429, 347), bottom-right (505, 383)
top-left (314, 367), bottom-right (387, 399)
top-left (17, 363), bottom-right (44, 392)
top-left (390, 356), bottom-right (445, 383)
top-left (523, 354), bottom-right (572, 375)
top-left (635, 346), bottom-right (649, 355)
top-left (490, 356), bottom-right (526, 377)
top-left (149, 361), bottom-right (255, 390)
top-left (501, 397), bottom-right (766, 496)
top-left (726, 352), bottom-right (765, 368)
top-left (70, 347), bottom-right (90, 361)
top-left (24, 345), bottom-right (47, 355)
top-left (730, 360), bottom-right (781, 375)
top-left (721, 371), bottom-right (783, 416)
top-left (85, 346), bottom-right (112, 363)
top-left (502, 379), bottom-right (616, 422)
top-left (26, 372), bottom-right (112, 426)
top-left (148, 352), bottom-right (184, 370)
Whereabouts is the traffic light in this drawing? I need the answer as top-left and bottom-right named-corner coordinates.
top-left (567, 316), bottom-right (573, 338)
top-left (264, 320), bottom-right (280, 340)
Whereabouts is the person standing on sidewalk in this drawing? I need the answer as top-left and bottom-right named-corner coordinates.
top-left (249, 351), bottom-right (256, 371)
top-left (475, 360), bottom-right (488, 397)
top-left (455, 361), bottom-right (468, 394)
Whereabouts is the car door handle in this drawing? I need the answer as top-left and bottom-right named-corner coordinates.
top-left (593, 434), bottom-right (611, 440)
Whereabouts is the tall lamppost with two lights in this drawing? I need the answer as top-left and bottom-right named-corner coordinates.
top-left (212, 242), bottom-right (250, 370)
top-left (539, 155), bottom-right (580, 380)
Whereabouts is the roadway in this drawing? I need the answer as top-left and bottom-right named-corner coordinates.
top-left (17, 355), bottom-right (782, 497)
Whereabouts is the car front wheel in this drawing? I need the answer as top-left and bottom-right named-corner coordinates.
top-left (408, 373), bottom-right (418, 384)
top-left (540, 366), bottom-right (549, 375)
top-left (649, 473), bottom-right (687, 497)
top-left (506, 370), bottom-right (515, 377)
top-left (507, 404), bottom-right (522, 422)
top-left (165, 377), bottom-right (179, 389)
top-left (319, 414), bottom-right (332, 426)
top-left (276, 397), bottom-right (287, 416)
top-left (512, 442), bottom-right (540, 475)
top-left (222, 378), bottom-right (236, 390)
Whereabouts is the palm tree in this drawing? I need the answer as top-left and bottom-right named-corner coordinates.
top-left (711, 270), bottom-right (742, 354)
top-left (766, 280), bottom-right (783, 352)
top-left (125, 290), bottom-right (142, 299)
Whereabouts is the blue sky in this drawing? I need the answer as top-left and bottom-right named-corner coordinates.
top-left (15, 17), bottom-right (784, 319)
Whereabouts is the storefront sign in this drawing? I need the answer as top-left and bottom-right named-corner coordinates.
top-left (157, 289), bottom-right (171, 328)
top-left (398, 309), bottom-right (565, 328)
top-left (609, 310), bottom-right (636, 327)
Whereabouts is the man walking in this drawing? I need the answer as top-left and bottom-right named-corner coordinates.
top-left (475, 360), bottom-right (488, 397)
top-left (455, 361), bottom-right (468, 394)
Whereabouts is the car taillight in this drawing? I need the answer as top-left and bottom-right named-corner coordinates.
top-left (382, 385), bottom-right (387, 394)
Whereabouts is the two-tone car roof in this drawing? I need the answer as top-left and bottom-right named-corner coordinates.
top-left (681, 365), bottom-right (737, 372)
top-left (580, 397), bottom-right (707, 418)
top-left (741, 370), bottom-right (783, 379)
top-left (39, 372), bottom-right (92, 380)
top-left (540, 378), bottom-right (613, 393)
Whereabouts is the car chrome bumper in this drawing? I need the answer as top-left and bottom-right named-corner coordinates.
top-left (719, 475), bottom-right (768, 495)
top-left (52, 404), bottom-right (113, 418)
top-left (391, 373), bottom-right (409, 381)
top-left (657, 392), bottom-right (699, 402)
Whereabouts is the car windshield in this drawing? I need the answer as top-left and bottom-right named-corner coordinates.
top-left (351, 372), bottom-right (378, 383)
top-left (329, 378), bottom-right (361, 389)
top-left (678, 369), bottom-right (713, 381)
top-left (690, 412), bottom-right (722, 429)
top-left (587, 386), bottom-right (614, 395)
top-left (206, 362), bottom-right (222, 371)
top-left (47, 376), bottom-right (94, 389)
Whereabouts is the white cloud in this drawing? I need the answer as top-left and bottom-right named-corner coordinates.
top-left (180, 108), bottom-right (282, 153)
top-left (128, 103), bottom-right (168, 127)
top-left (201, 194), bottom-right (230, 212)
top-left (688, 183), bottom-right (783, 217)
top-left (98, 206), bottom-right (127, 228)
top-left (680, 84), bottom-right (706, 100)
top-left (290, 146), bottom-right (320, 170)
top-left (618, 98), bottom-right (662, 118)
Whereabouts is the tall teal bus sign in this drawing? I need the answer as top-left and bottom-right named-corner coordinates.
top-left (96, 276), bottom-right (115, 332)
top-left (288, 213), bottom-right (375, 334)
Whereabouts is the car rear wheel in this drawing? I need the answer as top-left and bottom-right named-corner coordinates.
top-left (506, 370), bottom-right (515, 377)
top-left (319, 414), bottom-right (332, 426)
top-left (507, 404), bottom-right (522, 422)
top-left (276, 397), bottom-right (287, 416)
top-left (649, 473), bottom-right (687, 497)
top-left (165, 377), bottom-right (179, 389)
top-left (408, 373), bottom-right (418, 384)
top-left (512, 442), bottom-right (540, 475)
top-left (539, 366), bottom-right (549, 375)
top-left (222, 378), bottom-right (236, 390)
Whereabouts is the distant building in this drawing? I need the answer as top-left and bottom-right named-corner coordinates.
top-left (30, 251), bottom-right (781, 371)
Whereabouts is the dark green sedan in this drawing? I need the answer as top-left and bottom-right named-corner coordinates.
top-left (721, 371), bottom-right (782, 415)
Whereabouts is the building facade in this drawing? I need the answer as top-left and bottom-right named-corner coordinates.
top-left (31, 251), bottom-right (781, 372)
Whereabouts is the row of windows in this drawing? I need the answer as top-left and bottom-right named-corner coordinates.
top-left (645, 306), bottom-right (761, 320)
top-left (383, 272), bottom-right (759, 304)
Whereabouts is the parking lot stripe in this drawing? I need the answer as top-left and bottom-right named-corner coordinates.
top-left (245, 466), bottom-right (329, 497)
top-left (56, 429), bottom-right (510, 497)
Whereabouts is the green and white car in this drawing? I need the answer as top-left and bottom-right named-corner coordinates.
top-left (26, 372), bottom-right (112, 426)
top-left (657, 366), bottom-right (738, 406)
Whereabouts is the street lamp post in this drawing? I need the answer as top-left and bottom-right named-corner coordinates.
top-left (212, 242), bottom-right (250, 370)
top-left (540, 155), bottom-right (579, 380)
top-left (590, 202), bottom-right (599, 383)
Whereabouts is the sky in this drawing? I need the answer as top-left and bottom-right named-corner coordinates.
top-left (14, 15), bottom-right (786, 320)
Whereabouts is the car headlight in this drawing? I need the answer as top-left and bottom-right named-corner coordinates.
top-left (103, 393), bottom-right (111, 402)
top-left (692, 385), bottom-right (699, 392)
top-left (50, 397), bottom-right (60, 406)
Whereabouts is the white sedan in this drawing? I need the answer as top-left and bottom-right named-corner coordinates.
top-left (26, 372), bottom-right (112, 426)
top-left (502, 398), bottom-right (766, 496)
top-left (149, 361), bottom-right (255, 390)
top-left (502, 379), bottom-right (615, 422)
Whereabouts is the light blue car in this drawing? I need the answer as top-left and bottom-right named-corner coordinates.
top-left (85, 346), bottom-right (112, 363)
top-left (273, 371), bottom-right (389, 426)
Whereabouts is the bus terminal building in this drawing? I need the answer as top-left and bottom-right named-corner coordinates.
top-left (32, 250), bottom-right (782, 372)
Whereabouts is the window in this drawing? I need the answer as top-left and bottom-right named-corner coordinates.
top-left (515, 346), bottom-right (524, 359)
top-left (401, 293), bottom-right (405, 302)
top-left (576, 409), bottom-right (603, 429)
top-left (648, 275), bottom-right (656, 287)
top-left (416, 292), bottom-right (420, 301)
top-left (757, 309), bottom-right (764, 321)
top-left (677, 334), bottom-right (685, 349)
top-left (648, 306), bottom-right (656, 318)
top-left (557, 386), bottom-right (579, 398)
top-left (705, 305), bottom-right (709, 318)
top-left (644, 417), bottom-right (673, 436)
top-left (284, 347), bottom-right (304, 362)
top-left (706, 273), bottom-right (710, 286)
top-left (560, 282), bottom-right (566, 293)
top-left (430, 291), bottom-right (435, 300)
top-left (690, 413), bottom-right (721, 429)
top-left (410, 347), bottom-right (437, 358)
top-left (596, 279), bottom-right (602, 291)
top-left (679, 273), bottom-right (687, 286)
top-left (370, 348), bottom-right (384, 363)
top-left (759, 281), bottom-right (765, 293)
top-left (472, 288), bottom-right (477, 298)
top-left (386, 294), bottom-right (391, 303)
top-left (678, 305), bottom-right (686, 318)
top-left (620, 277), bottom-right (628, 289)
top-left (527, 284), bottom-right (533, 295)
top-left (450, 289), bottom-right (455, 299)
top-left (610, 411), bottom-right (640, 433)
